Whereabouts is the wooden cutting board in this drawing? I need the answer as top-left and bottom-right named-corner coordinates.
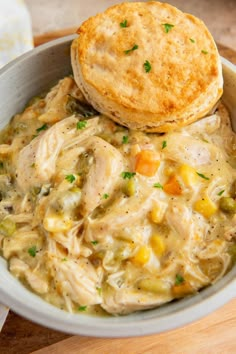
top-left (0, 29), bottom-right (236, 354)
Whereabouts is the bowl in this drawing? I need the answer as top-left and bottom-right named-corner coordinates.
top-left (0, 35), bottom-right (235, 337)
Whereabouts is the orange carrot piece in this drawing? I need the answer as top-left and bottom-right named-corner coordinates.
top-left (135, 150), bottom-right (160, 177)
top-left (163, 176), bottom-right (182, 195)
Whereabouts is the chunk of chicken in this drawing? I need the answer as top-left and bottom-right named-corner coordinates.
top-left (2, 230), bottom-right (42, 259)
top-left (38, 77), bottom-right (76, 123)
top-left (9, 257), bottom-right (48, 294)
top-left (162, 133), bottom-right (216, 166)
top-left (80, 136), bottom-right (124, 216)
top-left (48, 256), bottom-right (103, 307)
top-left (85, 187), bottom-right (155, 242)
top-left (102, 287), bottom-right (172, 315)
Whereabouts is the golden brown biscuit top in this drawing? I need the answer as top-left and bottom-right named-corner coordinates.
top-left (76, 1), bottom-right (221, 125)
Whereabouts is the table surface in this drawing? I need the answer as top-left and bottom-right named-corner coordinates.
top-left (0, 29), bottom-right (236, 354)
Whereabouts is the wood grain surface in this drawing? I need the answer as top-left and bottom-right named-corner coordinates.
top-left (0, 29), bottom-right (235, 354)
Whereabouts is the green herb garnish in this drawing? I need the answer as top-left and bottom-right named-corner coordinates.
top-left (102, 193), bottom-right (109, 199)
top-left (122, 135), bottom-right (129, 144)
top-left (201, 50), bottom-right (208, 54)
top-left (153, 183), bottom-right (163, 189)
top-left (77, 120), bottom-right (87, 130)
top-left (162, 140), bottom-right (167, 149)
top-left (196, 172), bottom-right (210, 180)
top-left (36, 124), bottom-right (48, 133)
top-left (189, 38), bottom-right (195, 43)
top-left (163, 23), bottom-right (175, 33)
top-left (124, 44), bottom-right (139, 55)
top-left (175, 274), bottom-right (184, 285)
top-left (78, 306), bottom-right (87, 312)
top-left (91, 240), bottom-right (98, 245)
top-left (31, 163), bottom-right (35, 168)
top-left (65, 174), bottom-right (76, 183)
top-left (121, 171), bottom-right (136, 179)
top-left (28, 246), bottom-right (37, 257)
top-left (144, 60), bottom-right (152, 73)
top-left (120, 19), bottom-right (128, 28)
top-left (61, 258), bottom-right (67, 262)
top-left (218, 190), bottom-right (225, 196)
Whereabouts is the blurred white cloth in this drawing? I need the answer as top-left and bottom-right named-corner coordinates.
top-left (0, 0), bottom-right (33, 68)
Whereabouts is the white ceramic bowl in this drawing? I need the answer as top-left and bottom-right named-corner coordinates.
top-left (0, 36), bottom-right (235, 337)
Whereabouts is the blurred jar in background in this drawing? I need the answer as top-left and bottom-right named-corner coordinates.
top-left (0, 0), bottom-right (33, 68)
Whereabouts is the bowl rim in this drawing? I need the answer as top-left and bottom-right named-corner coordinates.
top-left (0, 35), bottom-right (236, 337)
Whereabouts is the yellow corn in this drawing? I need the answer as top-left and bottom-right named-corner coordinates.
top-left (131, 245), bottom-right (151, 265)
top-left (194, 196), bottom-right (217, 218)
top-left (150, 235), bottom-right (166, 257)
top-left (150, 204), bottom-right (166, 224)
top-left (179, 164), bottom-right (198, 187)
top-left (164, 166), bottom-right (174, 177)
top-left (43, 214), bottom-right (72, 232)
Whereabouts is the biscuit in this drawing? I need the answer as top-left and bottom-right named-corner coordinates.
top-left (71, 1), bottom-right (223, 132)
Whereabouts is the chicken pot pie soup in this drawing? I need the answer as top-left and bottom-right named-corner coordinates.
top-left (0, 76), bottom-right (235, 315)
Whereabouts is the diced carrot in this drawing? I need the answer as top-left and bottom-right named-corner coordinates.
top-left (135, 150), bottom-right (160, 177)
top-left (163, 176), bottom-right (182, 195)
top-left (172, 281), bottom-right (193, 298)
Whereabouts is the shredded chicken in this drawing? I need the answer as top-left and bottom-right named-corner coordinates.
top-left (0, 77), bottom-right (235, 317)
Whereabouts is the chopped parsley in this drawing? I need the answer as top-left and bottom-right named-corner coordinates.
top-left (144, 60), bottom-right (152, 73)
top-left (120, 19), bottom-right (128, 28)
top-left (121, 171), bottom-right (136, 179)
top-left (28, 246), bottom-right (37, 257)
top-left (189, 38), bottom-right (195, 43)
top-left (61, 257), bottom-right (67, 262)
top-left (162, 23), bottom-right (175, 33)
top-left (196, 172), bottom-right (210, 180)
top-left (78, 306), bottom-right (87, 312)
top-left (124, 44), bottom-right (139, 55)
top-left (91, 240), bottom-right (99, 245)
top-left (122, 135), bottom-right (129, 144)
top-left (65, 174), bottom-right (76, 183)
top-left (30, 163), bottom-right (35, 168)
top-left (201, 50), bottom-right (208, 54)
top-left (77, 120), bottom-right (87, 130)
top-left (153, 182), bottom-right (163, 189)
top-left (162, 140), bottom-right (167, 149)
top-left (175, 274), bottom-right (184, 285)
top-left (218, 190), bottom-right (225, 196)
top-left (102, 193), bottom-right (109, 199)
top-left (36, 124), bottom-right (48, 133)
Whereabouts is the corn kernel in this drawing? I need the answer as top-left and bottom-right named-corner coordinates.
top-left (164, 166), bottom-right (174, 177)
top-left (150, 204), bottom-right (166, 224)
top-left (131, 245), bottom-right (151, 265)
top-left (179, 164), bottom-right (198, 187)
top-left (194, 196), bottom-right (217, 218)
top-left (43, 214), bottom-right (72, 232)
top-left (150, 235), bottom-right (166, 257)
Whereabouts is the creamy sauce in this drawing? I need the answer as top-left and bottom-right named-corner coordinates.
top-left (0, 76), bottom-right (236, 315)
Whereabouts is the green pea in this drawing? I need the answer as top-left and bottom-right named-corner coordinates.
top-left (219, 197), bottom-right (236, 213)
